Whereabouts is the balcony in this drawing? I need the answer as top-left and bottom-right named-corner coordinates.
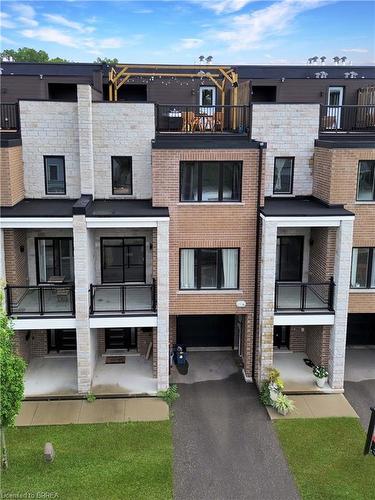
top-left (1, 103), bottom-right (20, 132)
top-left (275, 279), bottom-right (335, 313)
top-left (6, 285), bottom-right (75, 317)
top-left (89, 282), bottom-right (156, 316)
top-left (155, 105), bottom-right (250, 135)
top-left (319, 105), bottom-right (375, 135)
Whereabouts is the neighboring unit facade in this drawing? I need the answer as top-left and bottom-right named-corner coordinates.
top-left (1, 63), bottom-right (374, 398)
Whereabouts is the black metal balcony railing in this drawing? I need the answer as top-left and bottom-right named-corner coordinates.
top-left (156, 104), bottom-right (250, 134)
top-left (6, 285), bottom-right (75, 317)
top-left (319, 105), bottom-right (375, 133)
top-left (1, 103), bottom-right (20, 131)
top-left (275, 279), bottom-right (335, 312)
top-left (89, 280), bottom-right (156, 315)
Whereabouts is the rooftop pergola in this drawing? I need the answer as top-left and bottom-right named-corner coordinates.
top-left (108, 64), bottom-right (239, 105)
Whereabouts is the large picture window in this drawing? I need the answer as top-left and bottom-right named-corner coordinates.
top-left (180, 161), bottom-right (242, 202)
top-left (112, 156), bottom-right (132, 195)
top-left (273, 157), bottom-right (294, 195)
top-left (351, 247), bottom-right (375, 289)
top-left (357, 160), bottom-right (375, 201)
top-left (180, 248), bottom-right (239, 290)
top-left (36, 238), bottom-right (74, 283)
top-left (101, 237), bottom-right (145, 283)
top-left (44, 156), bottom-right (66, 195)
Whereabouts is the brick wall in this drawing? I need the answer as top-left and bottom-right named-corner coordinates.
top-left (31, 330), bottom-right (48, 357)
top-left (306, 326), bottom-right (330, 367)
top-left (137, 328), bottom-right (153, 356)
top-left (0, 145), bottom-right (24, 206)
top-left (169, 316), bottom-right (177, 346)
top-left (97, 329), bottom-right (105, 355)
top-left (289, 326), bottom-right (307, 352)
top-left (4, 230), bottom-right (28, 286)
top-left (313, 147), bottom-right (375, 314)
top-left (309, 227), bottom-right (336, 282)
top-left (13, 330), bottom-right (31, 362)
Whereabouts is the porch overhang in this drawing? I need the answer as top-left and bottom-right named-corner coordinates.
top-left (274, 314), bottom-right (335, 326)
top-left (90, 316), bottom-right (157, 329)
top-left (12, 317), bottom-right (76, 330)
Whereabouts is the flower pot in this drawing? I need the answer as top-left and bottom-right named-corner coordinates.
top-left (278, 408), bottom-right (288, 416)
top-left (270, 388), bottom-right (279, 402)
top-left (315, 376), bottom-right (328, 388)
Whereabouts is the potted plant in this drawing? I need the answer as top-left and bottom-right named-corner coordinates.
top-left (273, 394), bottom-right (295, 416)
top-left (313, 365), bottom-right (328, 388)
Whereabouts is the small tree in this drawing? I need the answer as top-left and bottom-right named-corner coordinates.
top-left (0, 285), bottom-right (26, 469)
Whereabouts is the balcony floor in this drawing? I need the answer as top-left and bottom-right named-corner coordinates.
top-left (276, 286), bottom-right (329, 312)
top-left (92, 286), bottom-right (153, 315)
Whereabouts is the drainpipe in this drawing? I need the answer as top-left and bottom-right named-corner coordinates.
top-left (251, 141), bottom-right (266, 382)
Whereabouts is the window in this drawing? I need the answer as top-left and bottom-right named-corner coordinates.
top-left (44, 156), bottom-right (66, 194)
top-left (180, 161), bottom-right (242, 202)
top-left (180, 248), bottom-right (239, 290)
top-left (112, 157), bottom-right (132, 195)
top-left (357, 160), bottom-right (375, 201)
top-left (273, 157), bottom-right (294, 195)
top-left (251, 86), bottom-right (277, 102)
top-left (101, 238), bottom-right (145, 283)
top-left (36, 238), bottom-right (74, 283)
top-left (351, 248), bottom-right (375, 289)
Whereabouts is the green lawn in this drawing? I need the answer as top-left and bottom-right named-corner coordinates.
top-left (2, 421), bottom-right (173, 500)
top-left (275, 418), bottom-right (375, 500)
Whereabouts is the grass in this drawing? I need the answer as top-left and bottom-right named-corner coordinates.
top-left (2, 421), bottom-right (173, 500)
top-left (275, 418), bottom-right (375, 500)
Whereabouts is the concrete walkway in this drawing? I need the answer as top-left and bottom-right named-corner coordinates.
top-left (173, 369), bottom-right (300, 500)
top-left (266, 394), bottom-right (358, 420)
top-left (16, 398), bottom-right (169, 426)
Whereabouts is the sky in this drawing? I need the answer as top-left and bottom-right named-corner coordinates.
top-left (0, 0), bottom-right (374, 65)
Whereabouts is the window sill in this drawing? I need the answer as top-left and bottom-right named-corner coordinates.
top-left (355, 201), bottom-right (375, 205)
top-left (271, 194), bottom-right (295, 198)
top-left (350, 288), bottom-right (375, 293)
top-left (178, 289), bottom-right (244, 294)
top-left (178, 202), bottom-right (244, 206)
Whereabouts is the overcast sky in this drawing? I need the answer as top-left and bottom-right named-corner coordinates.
top-left (1, 0), bottom-right (374, 65)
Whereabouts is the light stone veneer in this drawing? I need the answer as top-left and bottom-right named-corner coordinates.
top-left (252, 104), bottom-right (320, 197)
top-left (329, 218), bottom-right (354, 389)
top-left (92, 102), bottom-right (155, 199)
top-left (257, 218), bottom-right (278, 382)
top-left (77, 85), bottom-right (95, 195)
top-left (19, 101), bottom-right (81, 199)
top-left (156, 220), bottom-right (169, 390)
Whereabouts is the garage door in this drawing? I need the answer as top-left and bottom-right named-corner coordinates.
top-left (176, 315), bottom-right (234, 348)
top-left (346, 314), bottom-right (375, 345)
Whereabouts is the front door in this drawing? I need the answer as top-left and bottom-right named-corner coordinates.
top-left (101, 237), bottom-right (145, 283)
top-left (199, 86), bottom-right (216, 115)
top-left (276, 236), bottom-right (304, 281)
top-left (327, 86), bottom-right (344, 129)
top-left (105, 328), bottom-right (137, 351)
top-left (273, 326), bottom-right (290, 349)
top-left (48, 329), bottom-right (76, 353)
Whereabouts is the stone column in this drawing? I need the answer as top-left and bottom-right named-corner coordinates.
top-left (77, 85), bottom-right (94, 197)
top-left (329, 218), bottom-right (354, 389)
top-left (73, 214), bottom-right (92, 393)
top-left (257, 218), bottom-right (278, 384)
top-left (156, 219), bottom-right (169, 390)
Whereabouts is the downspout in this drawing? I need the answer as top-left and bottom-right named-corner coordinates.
top-left (251, 141), bottom-right (266, 382)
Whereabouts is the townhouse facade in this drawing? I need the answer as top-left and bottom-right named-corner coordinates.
top-left (1, 62), bottom-right (374, 397)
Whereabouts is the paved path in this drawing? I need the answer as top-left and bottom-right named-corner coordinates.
top-left (172, 372), bottom-right (300, 500)
top-left (16, 398), bottom-right (169, 426)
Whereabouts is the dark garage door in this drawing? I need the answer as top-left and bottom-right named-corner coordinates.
top-left (177, 315), bottom-right (234, 348)
top-left (346, 314), bottom-right (375, 345)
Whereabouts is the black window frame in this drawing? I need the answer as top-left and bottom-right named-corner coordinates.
top-left (273, 157), bottom-right (294, 195)
top-left (111, 156), bottom-right (133, 196)
top-left (44, 156), bottom-right (66, 195)
top-left (179, 161), bottom-right (242, 203)
top-left (179, 248), bottom-right (240, 290)
top-left (35, 237), bottom-right (74, 284)
top-left (350, 247), bottom-right (375, 289)
top-left (100, 237), bottom-right (146, 284)
top-left (356, 160), bottom-right (375, 202)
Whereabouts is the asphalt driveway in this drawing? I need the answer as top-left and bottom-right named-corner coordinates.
top-left (344, 346), bottom-right (375, 429)
top-left (172, 354), bottom-right (299, 500)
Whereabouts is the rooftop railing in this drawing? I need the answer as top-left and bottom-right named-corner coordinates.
top-left (1, 103), bottom-right (20, 131)
top-left (156, 104), bottom-right (250, 135)
top-left (319, 105), bottom-right (375, 133)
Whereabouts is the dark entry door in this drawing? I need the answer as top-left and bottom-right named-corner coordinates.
top-left (177, 315), bottom-right (234, 348)
top-left (105, 328), bottom-right (137, 350)
top-left (276, 236), bottom-right (304, 281)
top-left (101, 238), bottom-right (145, 283)
top-left (48, 329), bottom-right (76, 352)
top-left (273, 326), bottom-right (290, 349)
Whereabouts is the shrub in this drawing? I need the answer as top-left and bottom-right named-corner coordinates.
top-left (157, 384), bottom-right (180, 406)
